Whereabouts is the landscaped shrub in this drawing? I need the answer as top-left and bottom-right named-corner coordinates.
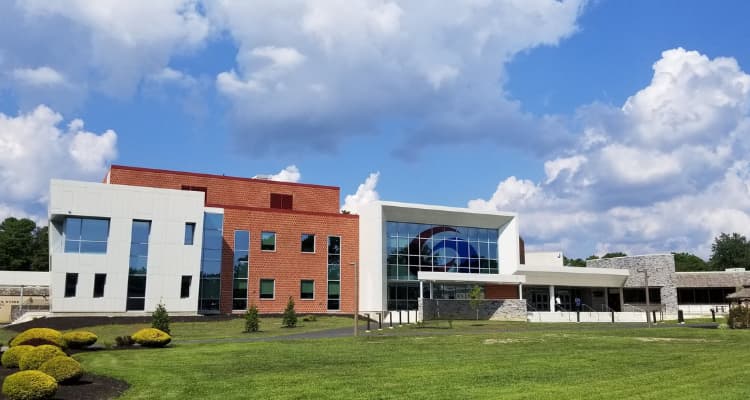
top-left (19, 345), bottom-right (66, 371)
top-left (39, 356), bottom-right (83, 383)
top-left (244, 304), bottom-right (260, 333)
top-left (727, 305), bottom-right (750, 329)
top-left (1, 345), bottom-right (34, 368)
top-left (1, 370), bottom-right (58, 400)
top-left (151, 302), bottom-right (171, 334)
top-left (62, 331), bottom-right (98, 349)
top-left (10, 328), bottom-right (65, 348)
top-left (282, 296), bottom-right (297, 328)
top-left (132, 328), bottom-right (171, 347)
top-left (115, 335), bottom-right (135, 347)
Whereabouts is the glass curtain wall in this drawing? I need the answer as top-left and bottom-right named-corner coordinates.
top-left (199, 213), bottom-right (223, 313)
top-left (233, 230), bottom-right (249, 310)
top-left (126, 220), bottom-right (151, 310)
top-left (327, 236), bottom-right (340, 310)
top-left (385, 221), bottom-right (499, 310)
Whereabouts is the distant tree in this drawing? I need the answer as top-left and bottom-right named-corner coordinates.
top-left (563, 256), bottom-right (586, 267)
top-left (282, 297), bottom-right (297, 328)
top-left (244, 304), bottom-right (260, 333)
top-left (709, 232), bottom-right (750, 270)
top-left (151, 303), bottom-right (171, 334)
top-left (673, 252), bottom-right (711, 272)
top-left (468, 285), bottom-right (483, 320)
top-left (586, 255), bottom-right (599, 260)
top-left (602, 252), bottom-right (627, 259)
top-left (0, 217), bottom-right (48, 271)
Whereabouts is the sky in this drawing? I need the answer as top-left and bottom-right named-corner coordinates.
top-left (1, 0), bottom-right (750, 259)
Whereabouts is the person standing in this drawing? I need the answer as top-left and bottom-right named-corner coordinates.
top-left (555, 296), bottom-right (561, 311)
top-left (575, 296), bottom-right (581, 311)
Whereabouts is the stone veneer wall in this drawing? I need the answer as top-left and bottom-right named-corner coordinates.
top-left (420, 298), bottom-right (527, 321)
top-left (587, 254), bottom-right (678, 314)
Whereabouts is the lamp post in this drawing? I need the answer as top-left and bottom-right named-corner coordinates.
top-left (350, 261), bottom-right (359, 337)
top-left (636, 268), bottom-right (652, 328)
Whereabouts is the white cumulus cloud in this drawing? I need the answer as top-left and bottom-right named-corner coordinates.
top-left (12, 66), bottom-right (67, 86)
top-left (0, 105), bottom-right (117, 218)
top-left (268, 165), bottom-right (301, 183)
top-left (343, 172), bottom-right (380, 214)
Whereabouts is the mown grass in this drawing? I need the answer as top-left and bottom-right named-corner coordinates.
top-left (77, 325), bottom-right (750, 399)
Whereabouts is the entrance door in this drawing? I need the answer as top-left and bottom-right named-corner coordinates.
top-left (533, 292), bottom-right (549, 311)
top-left (608, 292), bottom-right (621, 311)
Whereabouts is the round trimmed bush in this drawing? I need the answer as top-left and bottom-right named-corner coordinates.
top-left (19, 345), bottom-right (66, 371)
top-left (132, 328), bottom-right (172, 347)
top-left (1, 370), bottom-right (58, 400)
top-left (62, 331), bottom-right (98, 349)
top-left (39, 356), bottom-right (83, 383)
top-left (10, 328), bottom-right (65, 348)
top-left (1, 345), bottom-right (34, 368)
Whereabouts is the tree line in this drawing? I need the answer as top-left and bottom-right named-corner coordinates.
top-left (0, 217), bottom-right (49, 271)
top-left (566, 232), bottom-right (750, 272)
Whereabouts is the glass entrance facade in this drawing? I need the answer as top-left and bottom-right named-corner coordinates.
top-left (386, 221), bottom-right (499, 310)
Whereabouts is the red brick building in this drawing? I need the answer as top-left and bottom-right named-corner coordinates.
top-left (107, 165), bottom-right (358, 314)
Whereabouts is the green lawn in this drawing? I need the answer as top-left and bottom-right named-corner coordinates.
top-left (76, 324), bottom-right (750, 399)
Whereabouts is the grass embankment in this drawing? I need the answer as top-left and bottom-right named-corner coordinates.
top-left (77, 323), bottom-right (750, 399)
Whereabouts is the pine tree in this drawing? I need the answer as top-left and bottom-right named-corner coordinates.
top-left (282, 296), bottom-right (297, 328)
top-left (152, 302), bottom-right (171, 334)
top-left (245, 304), bottom-right (260, 333)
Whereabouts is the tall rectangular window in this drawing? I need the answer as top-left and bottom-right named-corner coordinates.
top-left (180, 276), bottom-right (192, 298)
top-left (270, 193), bottom-right (293, 209)
top-left (233, 230), bottom-right (249, 310)
top-left (327, 236), bottom-right (341, 310)
top-left (261, 231), bottom-right (276, 251)
top-left (126, 220), bottom-right (151, 311)
top-left (64, 273), bottom-right (78, 297)
top-left (64, 217), bottom-right (110, 254)
top-left (301, 234), bottom-right (315, 253)
top-left (93, 274), bottom-right (106, 298)
top-left (184, 222), bottom-right (196, 245)
top-left (301, 280), bottom-right (314, 300)
top-left (260, 279), bottom-right (275, 299)
top-left (198, 213), bottom-right (223, 313)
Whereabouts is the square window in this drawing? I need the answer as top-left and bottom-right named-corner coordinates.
top-left (260, 279), bottom-right (275, 299)
top-left (181, 276), bottom-right (192, 298)
top-left (301, 234), bottom-right (315, 253)
top-left (270, 193), bottom-right (293, 209)
top-left (261, 232), bottom-right (276, 251)
top-left (301, 280), bottom-right (314, 299)
top-left (93, 274), bottom-right (106, 298)
top-left (64, 273), bottom-right (78, 297)
top-left (185, 223), bottom-right (196, 245)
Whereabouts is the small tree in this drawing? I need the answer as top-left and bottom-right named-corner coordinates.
top-left (244, 304), bottom-right (260, 333)
top-left (469, 285), bottom-right (483, 320)
top-left (282, 296), bottom-right (297, 328)
top-left (152, 302), bottom-right (171, 334)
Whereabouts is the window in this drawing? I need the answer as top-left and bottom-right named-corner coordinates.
top-left (93, 274), bottom-right (106, 298)
top-left (270, 193), bottom-right (293, 209)
top-left (301, 280), bottom-right (314, 299)
top-left (184, 223), bottom-right (196, 245)
top-left (199, 213), bottom-right (223, 313)
top-left (64, 273), bottom-right (78, 297)
top-left (260, 279), bottom-right (275, 299)
top-left (127, 220), bottom-right (151, 311)
top-left (181, 276), bottom-right (192, 298)
top-left (261, 232), bottom-right (276, 251)
top-left (327, 236), bottom-right (341, 310)
top-left (301, 234), bottom-right (315, 253)
top-left (64, 217), bottom-right (110, 254)
top-left (233, 230), bottom-right (249, 310)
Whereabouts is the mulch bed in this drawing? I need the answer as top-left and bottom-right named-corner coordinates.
top-left (0, 367), bottom-right (129, 400)
top-left (4, 315), bottom-right (237, 332)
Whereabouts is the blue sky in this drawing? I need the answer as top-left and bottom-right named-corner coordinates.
top-left (1, 0), bottom-right (750, 259)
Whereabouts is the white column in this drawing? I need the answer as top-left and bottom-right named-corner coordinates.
top-left (549, 285), bottom-right (555, 312)
top-left (429, 281), bottom-right (434, 299)
top-left (518, 283), bottom-right (523, 300)
top-left (419, 280), bottom-right (424, 300)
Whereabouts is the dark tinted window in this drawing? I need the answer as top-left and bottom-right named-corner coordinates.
top-left (93, 274), bottom-right (106, 298)
top-left (181, 276), bottom-right (192, 298)
top-left (64, 273), bottom-right (78, 297)
top-left (270, 193), bottom-right (293, 209)
top-left (301, 234), bottom-right (315, 253)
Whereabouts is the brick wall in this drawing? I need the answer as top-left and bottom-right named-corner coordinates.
top-left (485, 284), bottom-right (518, 299)
top-left (108, 165), bottom-right (341, 214)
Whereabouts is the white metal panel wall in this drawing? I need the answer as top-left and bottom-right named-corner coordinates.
top-left (358, 202), bottom-right (385, 312)
top-left (49, 179), bottom-right (205, 314)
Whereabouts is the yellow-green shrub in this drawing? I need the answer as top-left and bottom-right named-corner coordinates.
top-left (39, 356), bottom-right (83, 383)
top-left (19, 345), bottom-right (66, 371)
top-left (10, 328), bottom-right (65, 348)
top-left (1, 345), bottom-right (34, 368)
top-left (62, 331), bottom-right (98, 349)
top-left (132, 328), bottom-right (172, 347)
top-left (1, 370), bottom-right (58, 400)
